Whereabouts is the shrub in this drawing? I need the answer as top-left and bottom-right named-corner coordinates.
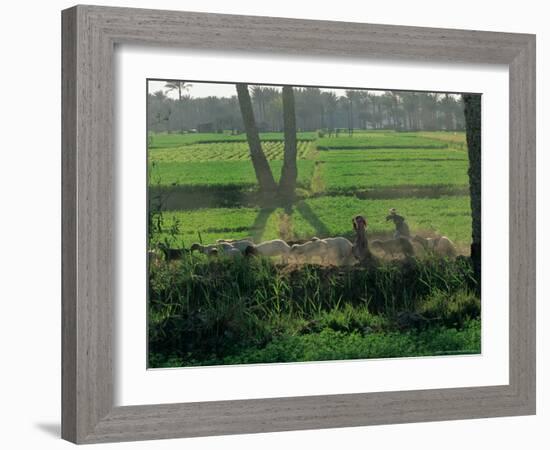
top-left (419, 289), bottom-right (481, 328)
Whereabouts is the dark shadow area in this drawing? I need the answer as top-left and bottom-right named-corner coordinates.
top-left (203, 226), bottom-right (252, 234)
top-left (295, 201), bottom-right (330, 237)
top-left (150, 182), bottom-right (311, 211)
top-left (35, 422), bottom-right (60, 438)
top-left (251, 207), bottom-right (276, 241)
top-left (150, 185), bottom-right (256, 210)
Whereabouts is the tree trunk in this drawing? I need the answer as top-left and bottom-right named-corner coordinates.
top-left (463, 94), bottom-right (482, 292)
top-left (236, 84), bottom-right (277, 194)
top-left (279, 86), bottom-right (298, 198)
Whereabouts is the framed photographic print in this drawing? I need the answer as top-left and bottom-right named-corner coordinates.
top-left (62, 5), bottom-right (536, 444)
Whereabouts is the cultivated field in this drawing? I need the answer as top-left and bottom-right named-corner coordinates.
top-left (148, 130), bottom-right (471, 252)
top-left (147, 129), bottom-right (479, 367)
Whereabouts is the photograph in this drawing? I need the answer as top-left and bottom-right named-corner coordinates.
top-left (146, 79), bottom-right (482, 368)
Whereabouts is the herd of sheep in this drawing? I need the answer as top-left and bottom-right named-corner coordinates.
top-left (153, 209), bottom-right (457, 266)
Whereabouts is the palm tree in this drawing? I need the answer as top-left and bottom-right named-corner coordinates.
top-left (152, 90), bottom-right (167, 101)
top-left (345, 90), bottom-right (361, 135)
top-left (419, 93), bottom-right (439, 131)
top-left (236, 84), bottom-right (277, 195)
top-left (401, 92), bottom-right (419, 130)
top-left (368, 94), bottom-right (383, 129)
top-left (356, 91), bottom-right (370, 129)
top-left (440, 94), bottom-right (456, 130)
top-left (390, 92), bottom-right (402, 130)
top-left (279, 86), bottom-right (298, 198)
top-left (380, 92), bottom-right (397, 129)
top-left (148, 91), bottom-right (171, 132)
top-left (321, 91), bottom-right (338, 135)
top-left (164, 81), bottom-right (191, 133)
top-left (251, 86), bottom-right (268, 124)
top-left (463, 94), bottom-right (482, 291)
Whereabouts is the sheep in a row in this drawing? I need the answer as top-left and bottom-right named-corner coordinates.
top-left (190, 242), bottom-right (243, 258)
top-left (246, 239), bottom-right (291, 263)
top-left (216, 238), bottom-right (254, 253)
top-left (289, 239), bottom-right (329, 264)
top-left (155, 206), bottom-right (459, 265)
top-left (287, 236), bottom-right (356, 266)
top-left (219, 237), bottom-right (355, 266)
top-left (188, 238), bottom-right (292, 262)
top-left (321, 237), bottom-right (356, 266)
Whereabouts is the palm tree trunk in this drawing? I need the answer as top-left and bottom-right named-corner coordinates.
top-left (279, 86), bottom-right (298, 198)
top-left (463, 94), bottom-right (482, 291)
top-left (236, 84), bottom-right (277, 194)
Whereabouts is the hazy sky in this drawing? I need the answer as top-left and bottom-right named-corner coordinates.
top-left (147, 80), bottom-right (461, 100)
top-left (147, 80), bottom-right (380, 100)
top-left (148, 80), bottom-right (239, 99)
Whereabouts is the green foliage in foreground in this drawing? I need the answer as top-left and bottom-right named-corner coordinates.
top-left (218, 321), bottom-right (479, 366)
top-left (152, 321), bottom-right (481, 367)
top-left (148, 256), bottom-right (480, 367)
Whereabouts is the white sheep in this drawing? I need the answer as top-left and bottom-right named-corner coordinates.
top-left (250, 239), bottom-right (291, 263)
top-left (290, 239), bottom-right (328, 264)
top-left (219, 246), bottom-right (244, 259)
top-left (216, 238), bottom-right (255, 253)
top-left (320, 237), bottom-right (355, 266)
top-left (412, 235), bottom-right (457, 258)
top-left (190, 242), bottom-right (241, 258)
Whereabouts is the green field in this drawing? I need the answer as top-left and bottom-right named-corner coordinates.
top-left (316, 133), bottom-right (451, 150)
top-left (156, 196), bottom-right (471, 251)
top-left (148, 130), bottom-right (472, 249)
top-left (147, 129), bottom-right (478, 367)
top-left (150, 140), bottom-right (315, 163)
top-left (148, 131), bottom-right (317, 148)
top-left (150, 160), bottom-right (316, 188)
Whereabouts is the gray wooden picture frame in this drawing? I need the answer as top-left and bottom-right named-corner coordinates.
top-left (61, 4), bottom-right (536, 444)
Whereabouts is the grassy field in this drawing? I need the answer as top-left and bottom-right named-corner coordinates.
top-left (149, 160), bottom-right (316, 188)
top-left (150, 140), bottom-right (315, 163)
top-left (149, 130), bottom-right (472, 248)
top-left (148, 131), bottom-right (317, 148)
top-left (155, 195), bottom-right (471, 250)
top-left (316, 134), bottom-right (451, 150)
top-left (147, 129), bottom-right (478, 367)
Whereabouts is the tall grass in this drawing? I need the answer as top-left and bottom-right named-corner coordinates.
top-left (148, 255), bottom-right (479, 367)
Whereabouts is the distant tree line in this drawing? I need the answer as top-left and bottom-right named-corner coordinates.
top-left (148, 84), bottom-right (466, 134)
